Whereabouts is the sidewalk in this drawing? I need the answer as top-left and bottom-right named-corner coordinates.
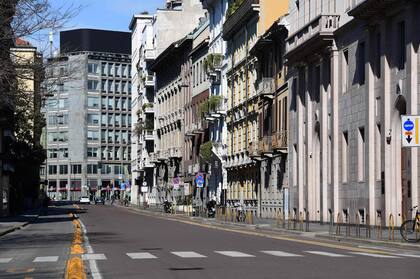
top-left (121, 204), bottom-right (420, 250)
top-left (0, 210), bottom-right (40, 237)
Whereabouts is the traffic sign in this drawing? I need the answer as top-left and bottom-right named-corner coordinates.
top-left (142, 182), bottom-right (147, 186)
top-left (195, 173), bottom-right (204, 188)
top-left (402, 115), bottom-right (420, 147)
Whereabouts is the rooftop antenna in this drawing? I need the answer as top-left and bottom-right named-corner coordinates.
top-left (49, 31), bottom-right (54, 58)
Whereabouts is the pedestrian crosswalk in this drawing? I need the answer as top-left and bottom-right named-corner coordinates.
top-left (0, 250), bottom-right (419, 265)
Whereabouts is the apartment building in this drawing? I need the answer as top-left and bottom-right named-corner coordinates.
top-left (129, 0), bottom-right (205, 206)
top-left (43, 29), bottom-right (132, 201)
top-left (184, 20), bottom-right (211, 205)
top-left (287, 0), bottom-right (420, 226)
top-left (200, 0), bottom-right (229, 205)
top-left (129, 14), bottom-right (156, 206)
top-left (223, 0), bottom-right (288, 214)
top-left (250, 19), bottom-right (289, 218)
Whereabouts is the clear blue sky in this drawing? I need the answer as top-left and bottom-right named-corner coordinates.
top-left (29, 0), bottom-right (163, 53)
top-left (55, 0), bottom-right (163, 32)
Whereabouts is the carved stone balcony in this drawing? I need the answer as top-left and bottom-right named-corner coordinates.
top-left (259, 136), bottom-right (273, 157)
top-left (272, 130), bottom-right (288, 151)
top-left (169, 147), bottom-right (182, 159)
top-left (247, 141), bottom-right (261, 159)
top-left (222, 0), bottom-right (260, 40)
top-left (256, 78), bottom-right (275, 99)
top-left (286, 14), bottom-right (340, 64)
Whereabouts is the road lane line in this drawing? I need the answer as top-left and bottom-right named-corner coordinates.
top-left (0, 258), bottom-right (13, 263)
top-left (127, 252), bottom-right (157, 259)
top-left (350, 252), bottom-right (401, 258)
top-left (78, 214), bottom-right (102, 279)
top-left (33, 256), bottom-right (59, 262)
top-left (260, 251), bottom-right (302, 257)
top-left (215, 251), bottom-right (255, 257)
top-left (171, 251), bottom-right (207, 258)
top-left (82, 254), bottom-right (107, 261)
top-left (305, 251), bottom-right (351, 257)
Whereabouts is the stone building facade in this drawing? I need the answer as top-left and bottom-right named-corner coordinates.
top-left (287, 0), bottom-right (420, 226)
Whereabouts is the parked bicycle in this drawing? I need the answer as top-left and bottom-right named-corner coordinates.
top-left (233, 202), bottom-right (246, 223)
top-left (400, 206), bottom-right (420, 242)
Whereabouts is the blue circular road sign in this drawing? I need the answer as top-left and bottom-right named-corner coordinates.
top-left (195, 173), bottom-right (204, 187)
top-left (404, 119), bottom-right (414, 131)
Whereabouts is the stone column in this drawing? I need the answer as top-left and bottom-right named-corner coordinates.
top-left (331, 41), bottom-right (340, 221)
top-left (306, 65), bottom-right (314, 219)
top-left (320, 57), bottom-right (328, 223)
top-left (297, 67), bottom-right (305, 215)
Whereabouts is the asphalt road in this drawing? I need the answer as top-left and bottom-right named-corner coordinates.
top-left (78, 205), bottom-right (420, 279)
top-left (0, 204), bottom-right (74, 278)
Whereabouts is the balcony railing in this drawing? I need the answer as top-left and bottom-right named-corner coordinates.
top-left (145, 75), bottom-right (155, 87)
top-left (258, 136), bottom-right (272, 154)
top-left (256, 78), bottom-right (275, 98)
top-left (286, 14), bottom-right (340, 60)
top-left (169, 147), bottom-right (182, 159)
top-left (144, 130), bottom-right (154, 141)
top-left (144, 49), bottom-right (155, 61)
top-left (272, 130), bottom-right (288, 150)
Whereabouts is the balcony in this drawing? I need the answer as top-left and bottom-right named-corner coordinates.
top-left (348, 0), bottom-right (399, 20)
top-left (145, 75), bottom-right (155, 87)
top-left (149, 153), bottom-right (159, 163)
top-left (142, 102), bottom-right (154, 113)
top-left (157, 150), bottom-right (168, 161)
top-left (256, 78), bottom-right (275, 99)
top-left (222, 0), bottom-right (260, 40)
top-left (247, 141), bottom-right (261, 159)
top-left (144, 48), bottom-right (155, 61)
top-left (286, 14), bottom-right (340, 64)
top-left (144, 130), bottom-right (154, 141)
top-left (212, 142), bottom-right (227, 160)
top-left (169, 147), bottom-right (182, 159)
top-left (192, 121), bottom-right (207, 134)
top-left (272, 130), bottom-right (288, 151)
top-left (259, 136), bottom-right (273, 157)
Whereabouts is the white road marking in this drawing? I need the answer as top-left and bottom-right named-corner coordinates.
top-left (33, 256), bottom-right (59, 262)
top-left (127, 252), bottom-right (157, 259)
top-left (82, 254), bottom-right (107, 261)
top-left (393, 253), bottom-right (420, 258)
top-left (79, 215), bottom-right (102, 279)
top-left (350, 252), bottom-right (400, 258)
top-left (260, 251), bottom-right (302, 257)
top-left (0, 258), bottom-right (13, 263)
top-left (305, 251), bottom-right (351, 257)
top-left (171, 251), bottom-right (207, 258)
top-left (215, 251), bottom-right (255, 257)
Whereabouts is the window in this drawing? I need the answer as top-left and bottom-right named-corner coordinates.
top-left (122, 81), bottom-right (127, 94)
top-left (59, 148), bottom-right (68, 158)
top-left (358, 127), bottom-right (365, 181)
top-left (87, 147), bottom-right (98, 157)
top-left (128, 82), bottom-right (132, 94)
top-left (59, 165), bottom-right (68, 175)
top-left (115, 81), bottom-right (121, 93)
top-left (101, 114), bottom-right (107, 126)
top-left (376, 125), bottom-right (381, 180)
top-left (87, 80), bottom-right (99, 91)
top-left (87, 130), bottom-right (99, 141)
top-left (48, 149), bottom-right (58, 158)
top-left (115, 64), bottom-right (121, 77)
top-left (397, 21), bottom-right (406, 70)
top-left (101, 80), bottom-right (106, 92)
top-left (71, 164), bottom-right (82, 174)
top-left (108, 80), bottom-right (113, 92)
top-left (88, 63), bottom-right (98, 74)
top-left (342, 131), bottom-right (349, 183)
top-left (122, 64), bottom-right (127, 77)
top-left (48, 165), bottom-right (57, 175)
top-left (87, 97), bottom-right (99, 108)
top-left (115, 98), bottom-right (121, 110)
top-left (357, 42), bottom-right (365, 85)
top-left (87, 114), bottom-right (99, 125)
top-left (49, 131), bottom-right (68, 142)
top-left (58, 99), bottom-right (68, 109)
top-left (342, 50), bottom-right (349, 92)
top-left (108, 97), bottom-right (113, 110)
top-left (108, 115), bottom-right (114, 127)
top-left (108, 63), bottom-right (114, 76)
top-left (114, 165), bottom-right (122, 175)
top-left (101, 63), bottom-right (106, 75)
top-left (87, 164), bottom-right (98, 174)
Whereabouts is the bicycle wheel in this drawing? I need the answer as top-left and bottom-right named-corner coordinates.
top-left (400, 220), bottom-right (418, 242)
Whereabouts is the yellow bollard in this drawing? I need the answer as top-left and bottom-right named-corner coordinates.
top-left (388, 214), bottom-right (395, 241)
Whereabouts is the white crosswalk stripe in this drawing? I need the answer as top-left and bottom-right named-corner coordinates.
top-left (33, 256), bottom-right (59, 262)
top-left (127, 252), bottom-right (157, 259)
top-left (171, 251), bottom-right (207, 258)
top-left (0, 258), bottom-right (13, 263)
top-left (260, 251), bottom-right (302, 257)
top-left (82, 253), bottom-right (107, 260)
top-left (350, 252), bottom-right (400, 258)
top-left (305, 251), bottom-right (351, 257)
top-left (215, 251), bottom-right (255, 257)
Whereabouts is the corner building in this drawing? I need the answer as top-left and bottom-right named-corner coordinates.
top-left (287, 0), bottom-right (420, 226)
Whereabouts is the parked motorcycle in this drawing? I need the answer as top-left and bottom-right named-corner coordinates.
top-left (163, 200), bottom-right (172, 213)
